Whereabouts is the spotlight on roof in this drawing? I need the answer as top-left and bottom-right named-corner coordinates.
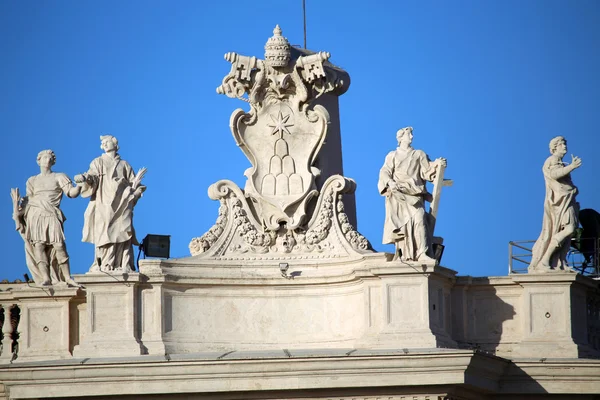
top-left (141, 234), bottom-right (171, 259)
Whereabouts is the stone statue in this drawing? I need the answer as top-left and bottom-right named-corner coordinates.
top-left (529, 136), bottom-right (582, 272)
top-left (10, 150), bottom-right (80, 286)
top-left (378, 127), bottom-right (446, 263)
top-left (75, 135), bottom-right (146, 272)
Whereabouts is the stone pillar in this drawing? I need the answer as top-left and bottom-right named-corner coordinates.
top-left (13, 286), bottom-right (84, 361)
top-left (511, 272), bottom-right (599, 358)
top-left (357, 262), bottom-right (457, 349)
top-left (0, 303), bottom-right (16, 362)
top-left (73, 273), bottom-right (144, 357)
top-left (138, 280), bottom-right (166, 355)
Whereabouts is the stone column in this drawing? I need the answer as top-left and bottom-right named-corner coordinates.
top-left (511, 272), bottom-right (599, 358)
top-left (72, 273), bottom-right (144, 358)
top-left (13, 286), bottom-right (84, 361)
top-left (0, 304), bottom-right (16, 362)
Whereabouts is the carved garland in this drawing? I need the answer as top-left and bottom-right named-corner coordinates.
top-left (231, 195), bottom-right (274, 252)
top-left (189, 176), bottom-right (372, 256)
top-left (189, 199), bottom-right (228, 256)
top-left (337, 195), bottom-right (371, 251)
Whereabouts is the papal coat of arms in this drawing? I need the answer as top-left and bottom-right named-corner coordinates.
top-left (189, 26), bottom-right (371, 258)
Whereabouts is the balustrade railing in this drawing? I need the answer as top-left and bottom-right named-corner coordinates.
top-left (0, 303), bottom-right (20, 362)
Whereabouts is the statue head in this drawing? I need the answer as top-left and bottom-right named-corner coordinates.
top-left (396, 126), bottom-right (414, 146)
top-left (549, 136), bottom-right (567, 156)
top-left (36, 149), bottom-right (56, 167)
top-left (264, 25), bottom-right (291, 68)
top-left (100, 135), bottom-right (119, 152)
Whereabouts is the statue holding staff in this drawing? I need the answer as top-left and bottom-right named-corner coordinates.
top-left (378, 127), bottom-right (446, 263)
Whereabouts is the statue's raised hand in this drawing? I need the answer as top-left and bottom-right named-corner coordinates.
top-left (436, 157), bottom-right (447, 168)
top-left (74, 174), bottom-right (86, 184)
top-left (571, 155), bottom-right (582, 170)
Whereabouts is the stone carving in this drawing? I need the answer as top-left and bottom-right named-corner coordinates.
top-left (10, 150), bottom-right (80, 286)
top-left (75, 135), bottom-right (147, 273)
top-left (378, 127), bottom-right (447, 263)
top-left (338, 197), bottom-right (371, 251)
top-left (189, 25), bottom-right (370, 259)
top-left (189, 199), bottom-right (228, 255)
top-left (216, 25), bottom-right (345, 230)
top-left (529, 136), bottom-right (582, 272)
top-left (189, 175), bottom-right (371, 258)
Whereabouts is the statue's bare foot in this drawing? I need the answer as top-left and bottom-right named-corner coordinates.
top-left (65, 279), bottom-right (81, 288)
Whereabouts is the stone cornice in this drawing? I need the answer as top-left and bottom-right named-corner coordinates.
top-left (0, 350), bottom-right (508, 399)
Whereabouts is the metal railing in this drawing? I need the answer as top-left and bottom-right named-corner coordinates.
top-left (509, 237), bottom-right (600, 277)
top-left (508, 240), bottom-right (535, 274)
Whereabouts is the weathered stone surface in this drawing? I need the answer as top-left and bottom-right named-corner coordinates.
top-left (529, 136), bottom-right (582, 273)
top-left (0, 285), bottom-right (83, 362)
top-left (10, 150), bottom-right (81, 287)
top-left (190, 26), bottom-right (369, 259)
top-left (71, 273), bottom-right (144, 358)
top-left (76, 135), bottom-right (147, 273)
top-left (379, 127), bottom-right (448, 263)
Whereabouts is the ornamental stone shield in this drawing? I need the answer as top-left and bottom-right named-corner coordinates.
top-left (217, 25), bottom-right (345, 230)
top-left (189, 25), bottom-right (371, 257)
top-left (231, 100), bottom-right (328, 229)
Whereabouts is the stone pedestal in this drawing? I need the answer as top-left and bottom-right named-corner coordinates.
top-left (72, 273), bottom-right (144, 358)
top-left (136, 255), bottom-right (457, 354)
top-left (356, 261), bottom-right (457, 349)
top-left (511, 272), bottom-right (598, 358)
top-left (9, 286), bottom-right (84, 361)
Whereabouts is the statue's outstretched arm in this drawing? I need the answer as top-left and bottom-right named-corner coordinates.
top-left (67, 185), bottom-right (82, 198)
top-left (546, 155), bottom-right (581, 180)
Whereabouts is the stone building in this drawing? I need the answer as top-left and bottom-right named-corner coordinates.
top-left (1, 26), bottom-right (599, 400)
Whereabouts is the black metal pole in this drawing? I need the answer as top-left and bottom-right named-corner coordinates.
top-left (303, 0), bottom-right (307, 48)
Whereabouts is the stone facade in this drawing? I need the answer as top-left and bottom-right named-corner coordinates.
top-left (2, 25), bottom-right (599, 400)
top-left (1, 262), bottom-right (600, 399)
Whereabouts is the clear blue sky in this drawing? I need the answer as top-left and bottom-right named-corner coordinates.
top-left (1, 1), bottom-right (599, 281)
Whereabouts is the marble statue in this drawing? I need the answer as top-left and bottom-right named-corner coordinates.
top-left (529, 136), bottom-right (582, 272)
top-left (10, 150), bottom-right (80, 286)
top-left (378, 127), bottom-right (446, 263)
top-left (75, 135), bottom-right (146, 272)
top-left (189, 25), bottom-right (372, 258)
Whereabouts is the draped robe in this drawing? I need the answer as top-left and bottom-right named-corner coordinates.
top-left (21, 173), bottom-right (72, 283)
top-left (529, 155), bottom-right (579, 271)
top-left (81, 153), bottom-right (139, 271)
top-left (25, 173), bottom-right (72, 244)
top-left (378, 148), bottom-right (436, 260)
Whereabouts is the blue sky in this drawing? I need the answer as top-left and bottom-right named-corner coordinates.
top-left (1, 1), bottom-right (599, 281)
